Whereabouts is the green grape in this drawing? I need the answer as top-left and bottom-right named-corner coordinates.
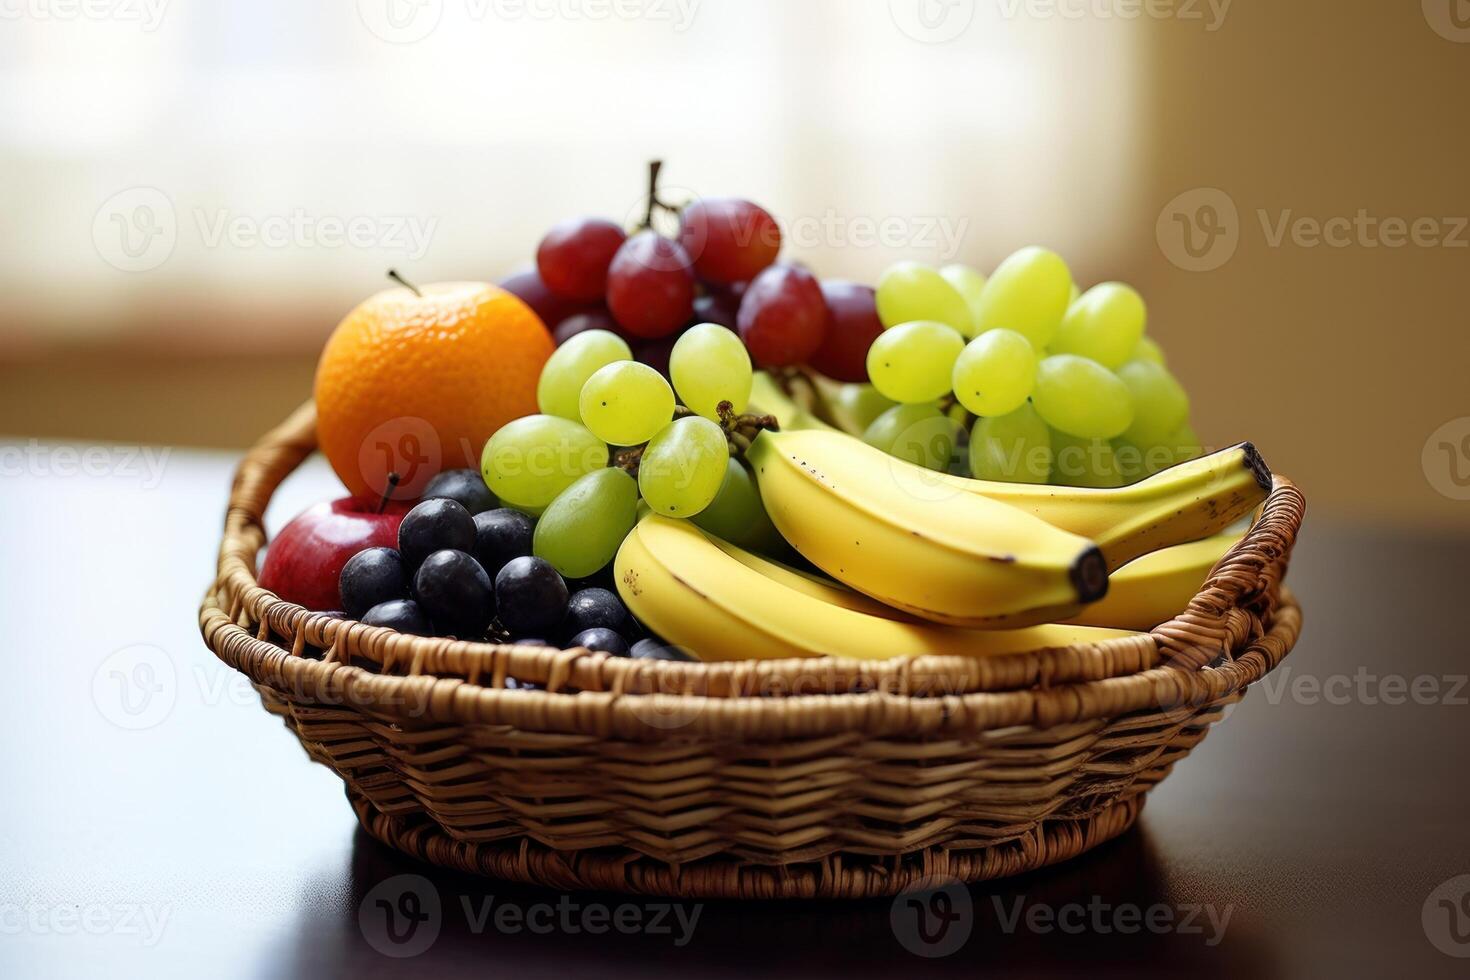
top-left (481, 415), bottom-right (608, 512)
top-left (1116, 360), bottom-right (1189, 445)
top-left (1110, 436), bottom-right (1176, 482)
top-left (690, 457), bottom-right (785, 554)
top-left (1069, 282), bottom-right (1080, 305)
top-left (951, 328), bottom-right (1037, 417)
top-left (863, 403), bottom-right (959, 472)
top-left (638, 416), bottom-right (729, 517)
top-left (1050, 430), bottom-right (1125, 488)
top-left (968, 403), bottom-right (1051, 484)
top-left (532, 467), bottom-right (638, 578)
top-left (1131, 335), bottom-right (1166, 366)
top-left (875, 261), bottom-right (974, 336)
top-left (866, 320), bottom-right (965, 403)
top-left (536, 329), bottom-right (632, 421)
top-left (670, 322), bottom-right (753, 420)
top-left (1031, 354), bottom-right (1134, 439)
top-left (1051, 282), bottom-right (1146, 369)
top-left (578, 361), bottom-right (675, 446)
top-left (832, 383), bottom-right (897, 432)
top-left (971, 246), bottom-right (1073, 348)
top-left (1162, 421), bottom-right (1202, 465)
top-left (939, 264), bottom-right (987, 330)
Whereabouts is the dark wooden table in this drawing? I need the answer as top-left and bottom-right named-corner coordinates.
top-left (4, 447), bottom-right (1468, 978)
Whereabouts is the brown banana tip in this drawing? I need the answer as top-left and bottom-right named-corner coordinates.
top-left (1241, 441), bottom-right (1272, 492)
top-left (1070, 546), bottom-right (1109, 604)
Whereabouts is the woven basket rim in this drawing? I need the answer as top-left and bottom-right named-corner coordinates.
top-left (201, 402), bottom-right (1305, 738)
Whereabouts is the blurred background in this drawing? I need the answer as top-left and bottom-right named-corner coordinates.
top-left (1, 0), bottom-right (1466, 526)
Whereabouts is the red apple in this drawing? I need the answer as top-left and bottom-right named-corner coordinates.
top-left (258, 497), bottom-right (409, 612)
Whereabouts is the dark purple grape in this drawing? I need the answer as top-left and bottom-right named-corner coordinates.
top-left (494, 556), bottom-right (569, 634)
top-left (473, 508), bottom-right (535, 578)
top-left (413, 549), bottom-right (494, 638)
top-left (630, 638), bottom-right (693, 662)
top-left (361, 598), bottom-right (433, 636)
top-left (339, 546), bottom-right (407, 620)
top-left (569, 628), bottom-right (629, 657)
top-left (738, 264), bottom-right (830, 367)
top-left (422, 468), bottom-right (496, 515)
top-left (562, 588), bottom-right (627, 636)
top-left (498, 267), bottom-right (598, 327)
top-left (606, 231), bottom-right (695, 339)
top-left (398, 498), bottom-right (476, 569)
top-left (553, 310), bottom-right (619, 346)
top-left (692, 292), bottom-right (739, 330)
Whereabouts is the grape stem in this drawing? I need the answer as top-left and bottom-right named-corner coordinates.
top-left (775, 366), bottom-right (846, 430)
top-left (718, 400), bottom-right (780, 458)
top-left (386, 269), bottom-right (421, 297)
top-left (638, 159), bottom-right (682, 230)
top-left (376, 472), bottom-right (401, 513)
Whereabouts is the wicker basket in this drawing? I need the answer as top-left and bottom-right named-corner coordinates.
top-left (200, 403), bottom-right (1304, 899)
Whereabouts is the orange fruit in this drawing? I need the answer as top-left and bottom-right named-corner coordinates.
top-left (315, 281), bottom-right (553, 501)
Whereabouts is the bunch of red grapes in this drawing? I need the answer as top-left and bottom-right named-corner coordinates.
top-left (497, 176), bottom-right (881, 382)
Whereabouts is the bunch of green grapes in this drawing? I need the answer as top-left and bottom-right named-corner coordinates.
top-left (865, 248), bottom-right (1199, 487)
top-left (482, 324), bottom-right (781, 578)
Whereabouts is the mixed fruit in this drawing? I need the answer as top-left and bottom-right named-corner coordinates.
top-left (258, 163), bottom-right (1270, 663)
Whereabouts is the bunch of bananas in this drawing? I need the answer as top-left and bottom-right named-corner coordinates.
top-left (613, 375), bottom-right (1271, 661)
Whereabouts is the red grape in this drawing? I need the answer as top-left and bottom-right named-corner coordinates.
top-left (679, 198), bottom-right (781, 285)
top-left (691, 292), bottom-right (738, 330)
top-left (497, 267), bottom-right (597, 328)
top-left (809, 280), bottom-right (883, 382)
top-left (536, 217), bottom-right (626, 302)
top-left (605, 231), bottom-right (695, 339)
top-left (552, 310), bottom-right (619, 345)
top-left (737, 264), bottom-right (829, 367)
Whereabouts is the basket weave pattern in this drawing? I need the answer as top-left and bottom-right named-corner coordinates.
top-left (200, 404), bottom-right (1304, 898)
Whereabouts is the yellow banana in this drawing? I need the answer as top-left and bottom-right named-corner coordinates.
top-left (1065, 532), bottom-right (1242, 630)
top-left (943, 442), bottom-right (1270, 568)
top-left (746, 428), bottom-right (1109, 628)
top-left (746, 407), bottom-right (1269, 572)
top-left (615, 515), bottom-right (1141, 662)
